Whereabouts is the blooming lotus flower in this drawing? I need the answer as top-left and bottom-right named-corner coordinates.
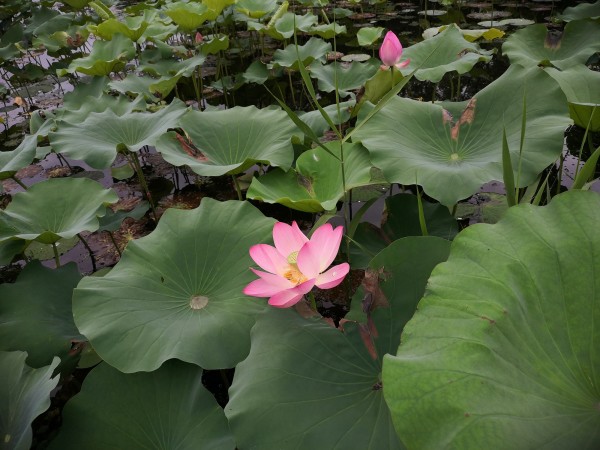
top-left (243, 222), bottom-right (350, 308)
top-left (379, 31), bottom-right (410, 70)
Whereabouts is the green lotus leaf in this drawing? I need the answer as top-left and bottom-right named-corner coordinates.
top-left (0, 239), bottom-right (27, 266)
top-left (58, 34), bottom-right (135, 76)
top-left (383, 190), bottom-right (600, 449)
top-left (236, 0), bottom-right (277, 18)
top-left (90, 14), bottom-right (151, 42)
top-left (156, 106), bottom-right (298, 176)
top-left (422, 25), bottom-right (504, 41)
top-left (73, 200), bottom-right (275, 372)
top-left (204, 0), bottom-right (237, 17)
top-left (50, 99), bottom-right (187, 168)
top-left (61, 76), bottom-right (109, 110)
top-left (0, 351), bottom-right (60, 450)
top-left (455, 192), bottom-right (508, 224)
top-left (502, 19), bottom-right (600, 69)
top-left (163, 1), bottom-right (215, 31)
top-left (309, 22), bottom-right (347, 39)
top-left (200, 34), bottom-right (230, 55)
top-left (246, 141), bottom-right (373, 212)
top-left (140, 18), bottom-right (178, 42)
top-left (32, 25), bottom-right (90, 53)
top-left (29, 9), bottom-right (74, 37)
top-left (0, 178), bottom-right (117, 245)
top-left (252, 11), bottom-right (318, 40)
top-left (357, 27), bottom-right (384, 46)
top-left (559, 0), bottom-right (600, 21)
top-left (349, 193), bottom-right (458, 267)
top-left (0, 262), bottom-right (83, 368)
top-left (353, 65), bottom-right (571, 206)
top-left (297, 100), bottom-right (354, 136)
top-left (97, 201), bottom-right (149, 232)
top-left (401, 24), bottom-right (493, 83)
top-left (49, 360), bottom-right (234, 450)
top-left (108, 74), bottom-right (160, 101)
top-left (226, 236), bottom-right (451, 449)
top-left (310, 60), bottom-right (379, 97)
top-left (546, 65), bottom-right (600, 131)
top-left (242, 60), bottom-right (270, 84)
top-left (271, 37), bottom-right (331, 70)
top-left (0, 24), bottom-right (23, 62)
top-left (352, 67), bottom-right (404, 117)
top-left (60, 0), bottom-right (91, 8)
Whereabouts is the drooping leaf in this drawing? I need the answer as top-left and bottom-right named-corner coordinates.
top-left (246, 141), bottom-right (373, 212)
top-left (156, 106), bottom-right (298, 176)
top-left (310, 60), bottom-right (380, 98)
top-left (0, 178), bottom-right (117, 245)
top-left (353, 65), bottom-right (571, 206)
top-left (383, 190), bottom-right (600, 449)
top-left (58, 34), bottom-right (135, 76)
top-left (73, 200), bottom-right (275, 372)
top-left (49, 360), bottom-right (235, 450)
top-left (50, 99), bottom-right (187, 169)
top-left (502, 19), bottom-right (600, 69)
top-left (0, 351), bottom-right (60, 450)
top-left (0, 262), bottom-right (83, 368)
top-left (400, 24), bottom-right (494, 82)
top-left (225, 236), bottom-right (451, 449)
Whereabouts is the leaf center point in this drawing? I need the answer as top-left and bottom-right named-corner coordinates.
top-left (189, 295), bottom-right (209, 310)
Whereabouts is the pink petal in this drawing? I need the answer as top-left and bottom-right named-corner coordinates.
top-left (308, 223), bottom-right (344, 272)
top-left (273, 221), bottom-right (308, 258)
top-left (379, 31), bottom-right (403, 67)
top-left (268, 279), bottom-right (316, 308)
top-left (394, 59), bottom-right (410, 69)
top-left (315, 263), bottom-right (350, 289)
top-left (296, 242), bottom-right (321, 279)
top-left (249, 244), bottom-right (289, 275)
top-left (243, 269), bottom-right (294, 297)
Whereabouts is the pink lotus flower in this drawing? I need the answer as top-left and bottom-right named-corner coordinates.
top-left (243, 222), bottom-right (350, 308)
top-left (379, 31), bottom-right (410, 70)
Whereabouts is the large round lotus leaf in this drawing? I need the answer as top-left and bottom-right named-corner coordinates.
top-left (0, 262), bottom-right (82, 368)
top-left (353, 65), bottom-right (571, 206)
top-left (163, 1), bottom-right (215, 31)
top-left (58, 34), bottom-right (135, 76)
top-left (264, 11), bottom-right (319, 40)
top-left (400, 24), bottom-right (493, 83)
top-left (559, 0), bottom-right (600, 21)
top-left (156, 106), bottom-right (298, 176)
top-left (90, 17), bottom-right (149, 42)
top-left (0, 178), bottom-right (117, 245)
top-left (50, 99), bottom-right (187, 169)
top-left (49, 360), bottom-right (234, 450)
top-left (310, 60), bottom-right (379, 98)
top-left (271, 37), bottom-right (331, 70)
top-left (226, 236), bottom-right (450, 449)
top-left (546, 65), bottom-right (600, 131)
top-left (73, 199), bottom-right (275, 372)
top-left (246, 141), bottom-right (373, 212)
top-left (0, 351), bottom-right (60, 450)
top-left (309, 22), bottom-right (346, 39)
top-left (502, 19), bottom-right (600, 69)
top-left (236, 0), bottom-right (278, 18)
top-left (383, 190), bottom-right (600, 449)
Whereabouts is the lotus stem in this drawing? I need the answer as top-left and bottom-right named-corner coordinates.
top-left (77, 233), bottom-right (97, 272)
top-left (232, 175), bottom-right (243, 201)
top-left (52, 243), bottom-right (61, 268)
top-left (288, 70), bottom-right (297, 108)
top-left (11, 176), bottom-right (27, 190)
top-left (130, 152), bottom-right (158, 222)
top-left (308, 291), bottom-right (317, 312)
top-left (107, 231), bottom-right (122, 257)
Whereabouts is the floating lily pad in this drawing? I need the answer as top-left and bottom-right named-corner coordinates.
top-left (0, 262), bottom-right (83, 368)
top-left (157, 106), bottom-right (298, 176)
top-left (50, 99), bottom-right (187, 169)
top-left (0, 351), bottom-right (60, 450)
top-left (73, 200), bottom-right (275, 372)
top-left (49, 360), bottom-right (234, 450)
top-left (353, 65), bottom-right (571, 206)
top-left (502, 19), bottom-right (600, 69)
top-left (383, 190), bottom-right (600, 449)
top-left (226, 236), bottom-right (451, 449)
top-left (401, 24), bottom-right (493, 82)
top-left (0, 178), bottom-right (117, 245)
top-left (246, 141), bottom-right (373, 212)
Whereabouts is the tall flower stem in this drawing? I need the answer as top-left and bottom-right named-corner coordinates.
top-left (232, 175), bottom-right (243, 201)
top-left (52, 243), bottom-right (61, 268)
top-left (129, 151), bottom-right (158, 222)
top-left (11, 176), bottom-right (27, 190)
top-left (77, 233), bottom-right (96, 272)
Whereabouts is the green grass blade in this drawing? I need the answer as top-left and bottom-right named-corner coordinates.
top-left (572, 145), bottom-right (600, 190)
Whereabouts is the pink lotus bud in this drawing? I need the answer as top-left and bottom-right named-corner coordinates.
top-left (195, 32), bottom-right (203, 44)
top-left (379, 31), bottom-right (410, 70)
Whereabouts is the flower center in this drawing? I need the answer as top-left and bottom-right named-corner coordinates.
top-left (283, 265), bottom-right (307, 286)
top-left (287, 251), bottom-right (299, 264)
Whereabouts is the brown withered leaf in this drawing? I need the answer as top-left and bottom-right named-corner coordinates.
top-left (358, 322), bottom-right (378, 360)
top-left (361, 267), bottom-right (389, 311)
top-left (175, 133), bottom-right (209, 162)
top-left (449, 98), bottom-right (477, 141)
